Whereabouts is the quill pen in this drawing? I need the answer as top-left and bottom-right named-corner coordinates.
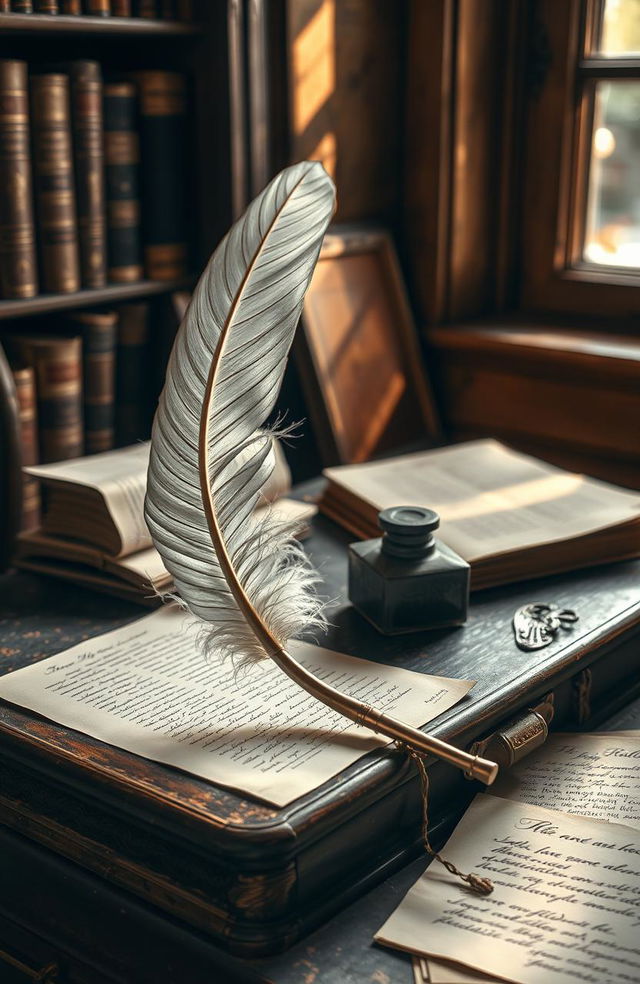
top-left (145, 161), bottom-right (497, 785)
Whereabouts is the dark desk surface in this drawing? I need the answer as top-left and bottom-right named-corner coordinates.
top-left (1, 498), bottom-right (640, 984)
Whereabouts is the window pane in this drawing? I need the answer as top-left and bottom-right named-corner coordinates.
top-left (584, 81), bottom-right (640, 267)
top-left (595, 0), bottom-right (640, 56)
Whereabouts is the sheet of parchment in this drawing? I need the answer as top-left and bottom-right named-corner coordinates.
top-left (0, 606), bottom-right (474, 806)
top-left (490, 732), bottom-right (640, 829)
top-left (376, 794), bottom-right (640, 984)
top-left (424, 730), bottom-right (640, 983)
top-left (414, 954), bottom-right (504, 983)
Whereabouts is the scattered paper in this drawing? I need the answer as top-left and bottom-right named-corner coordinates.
top-left (491, 732), bottom-right (640, 829)
top-left (0, 607), bottom-right (474, 807)
top-left (376, 794), bottom-right (640, 984)
top-left (415, 954), bottom-right (503, 983)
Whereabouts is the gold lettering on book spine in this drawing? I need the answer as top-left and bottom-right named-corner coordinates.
top-left (31, 74), bottom-right (80, 293)
top-left (0, 63), bottom-right (38, 297)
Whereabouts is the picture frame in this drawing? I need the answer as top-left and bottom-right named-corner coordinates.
top-left (296, 225), bottom-right (441, 465)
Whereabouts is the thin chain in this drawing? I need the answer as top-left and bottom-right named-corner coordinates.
top-left (404, 745), bottom-right (493, 896)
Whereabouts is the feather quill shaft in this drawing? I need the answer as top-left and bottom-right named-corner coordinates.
top-left (146, 161), bottom-right (498, 785)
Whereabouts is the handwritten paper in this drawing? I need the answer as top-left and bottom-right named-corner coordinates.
top-left (376, 794), bottom-right (640, 984)
top-left (491, 732), bottom-right (640, 829)
top-left (0, 607), bottom-right (474, 806)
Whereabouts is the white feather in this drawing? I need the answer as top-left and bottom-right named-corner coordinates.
top-left (144, 161), bottom-right (336, 662)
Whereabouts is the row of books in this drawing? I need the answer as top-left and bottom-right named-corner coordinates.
top-left (0, 1), bottom-right (192, 19)
top-left (5, 303), bottom-right (153, 530)
top-left (0, 60), bottom-right (188, 300)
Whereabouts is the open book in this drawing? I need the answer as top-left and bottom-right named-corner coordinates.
top-left (18, 442), bottom-right (316, 604)
top-left (320, 440), bottom-right (640, 590)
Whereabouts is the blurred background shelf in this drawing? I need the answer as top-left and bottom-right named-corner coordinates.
top-left (0, 13), bottom-right (199, 37)
top-left (0, 278), bottom-right (194, 322)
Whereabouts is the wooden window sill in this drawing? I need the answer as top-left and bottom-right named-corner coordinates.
top-left (426, 321), bottom-right (640, 488)
top-left (427, 322), bottom-right (640, 381)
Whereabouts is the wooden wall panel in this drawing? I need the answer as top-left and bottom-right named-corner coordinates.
top-left (403, 0), bottom-right (519, 325)
top-left (286, 0), bottom-right (405, 225)
top-left (448, 0), bottom-right (503, 320)
top-left (403, 0), bottom-right (454, 325)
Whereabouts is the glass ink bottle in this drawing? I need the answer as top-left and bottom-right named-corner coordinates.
top-left (348, 505), bottom-right (469, 635)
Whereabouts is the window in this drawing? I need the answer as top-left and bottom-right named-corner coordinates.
top-left (522, 0), bottom-right (640, 317)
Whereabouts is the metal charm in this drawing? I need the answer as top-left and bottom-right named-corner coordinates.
top-left (513, 603), bottom-right (579, 651)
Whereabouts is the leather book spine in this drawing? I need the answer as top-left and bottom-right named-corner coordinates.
top-left (34, 0), bottom-right (59, 11)
top-left (0, 60), bottom-right (38, 299)
top-left (111, 0), bottom-right (130, 13)
top-left (136, 71), bottom-right (188, 281)
top-left (84, 0), bottom-right (110, 13)
top-left (11, 365), bottom-right (41, 531)
top-left (69, 61), bottom-right (107, 288)
top-left (0, 1), bottom-right (10, 13)
top-left (134, 0), bottom-right (156, 16)
top-left (10, 1), bottom-right (33, 10)
top-left (4, 335), bottom-right (83, 462)
top-left (104, 82), bottom-right (143, 283)
top-left (30, 74), bottom-right (81, 294)
top-left (70, 310), bottom-right (116, 452)
top-left (61, 0), bottom-right (81, 13)
top-left (115, 301), bottom-right (149, 444)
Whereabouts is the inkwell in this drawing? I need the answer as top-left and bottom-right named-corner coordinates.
top-left (348, 506), bottom-right (470, 634)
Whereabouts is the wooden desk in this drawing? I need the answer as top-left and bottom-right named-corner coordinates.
top-left (1, 502), bottom-right (640, 982)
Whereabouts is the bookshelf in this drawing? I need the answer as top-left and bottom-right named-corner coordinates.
top-left (0, 1), bottom-right (235, 569)
top-left (0, 276), bottom-right (194, 319)
top-left (0, 13), bottom-right (200, 35)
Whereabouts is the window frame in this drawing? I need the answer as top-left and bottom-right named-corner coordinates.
top-left (521, 0), bottom-right (640, 320)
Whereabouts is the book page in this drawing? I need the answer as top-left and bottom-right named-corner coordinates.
top-left (27, 441), bottom-right (294, 558)
top-left (27, 443), bottom-right (153, 555)
top-left (324, 440), bottom-right (640, 562)
top-left (490, 732), bottom-right (640, 829)
top-left (0, 607), bottom-right (474, 807)
top-left (376, 794), bottom-right (640, 984)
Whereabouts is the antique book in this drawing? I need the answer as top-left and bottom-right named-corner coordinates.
top-left (34, 0), bottom-right (58, 10)
top-left (10, 0), bottom-right (33, 9)
top-left (135, 71), bottom-right (188, 280)
top-left (321, 439), bottom-right (640, 590)
top-left (69, 61), bottom-right (107, 288)
top-left (84, 0), bottom-right (110, 13)
top-left (134, 0), bottom-right (156, 16)
top-left (11, 365), bottom-right (41, 531)
top-left (115, 302), bottom-right (150, 445)
top-left (0, 60), bottom-right (38, 299)
top-left (61, 0), bottom-right (82, 12)
top-left (19, 442), bottom-right (316, 600)
top-left (4, 334), bottom-right (83, 462)
top-left (69, 310), bottom-right (117, 453)
top-left (30, 74), bottom-right (81, 293)
top-left (111, 0), bottom-right (129, 12)
top-left (104, 82), bottom-right (143, 283)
